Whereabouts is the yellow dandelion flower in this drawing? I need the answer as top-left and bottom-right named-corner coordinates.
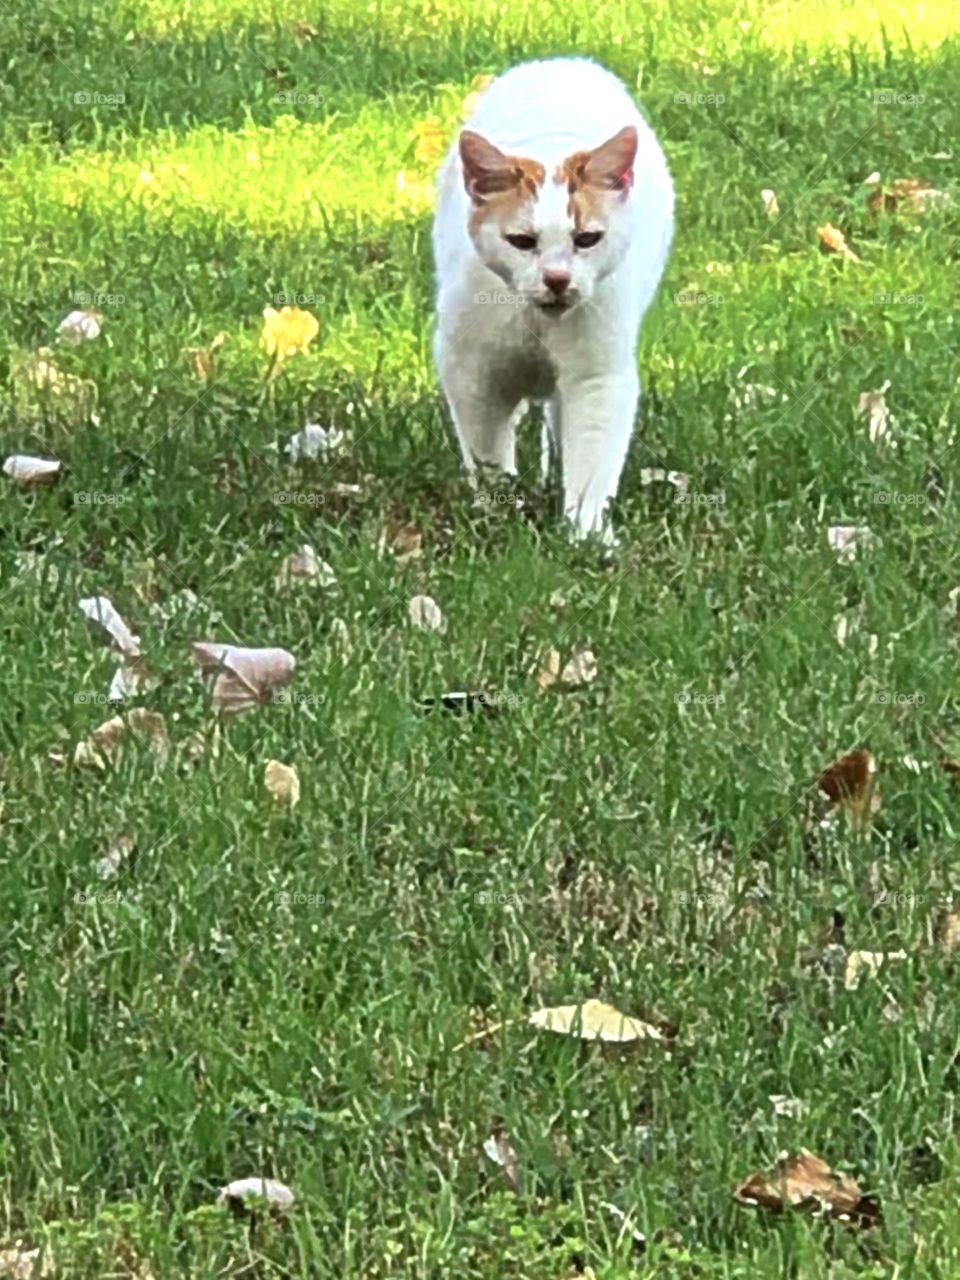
top-left (412, 120), bottom-right (447, 167)
top-left (261, 306), bottom-right (320, 361)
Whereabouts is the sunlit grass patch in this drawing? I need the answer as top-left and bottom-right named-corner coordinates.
top-left (2, 107), bottom-right (455, 237)
top-left (119, 0), bottom-right (958, 53)
top-left (1, 0), bottom-right (959, 1276)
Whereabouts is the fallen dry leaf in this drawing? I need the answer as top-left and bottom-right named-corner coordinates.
top-left (284, 422), bottom-right (345, 462)
top-left (818, 748), bottom-right (880, 823)
top-left (264, 759), bottom-right (300, 808)
top-left (536, 647), bottom-right (561, 692)
top-left (380, 519), bottom-right (423, 564)
top-left (3, 455), bottom-right (61, 487)
top-left (275, 544), bottom-right (336, 591)
top-left (770, 1095), bottom-right (808, 1119)
top-left (96, 833), bottom-right (135, 881)
top-left (734, 1149), bottom-right (880, 1226)
top-left (192, 642), bottom-right (296, 715)
top-left (827, 525), bottom-right (875, 562)
top-left (261, 306), bottom-right (319, 363)
top-left (528, 998), bottom-right (663, 1043)
top-left (74, 708), bottom-right (169, 768)
top-left (536, 647), bottom-right (598, 692)
top-left (78, 595), bottom-right (141, 657)
top-left (0, 1244), bottom-right (39, 1279)
top-left (761, 188), bottom-right (779, 217)
top-left (12, 348), bottom-right (98, 426)
top-left (844, 948), bottom-right (907, 991)
top-left (57, 308), bottom-right (101, 345)
top-left (483, 1121), bottom-right (521, 1193)
top-left (560, 647), bottom-right (598, 688)
top-left (868, 176), bottom-right (950, 214)
top-left (107, 658), bottom-right (153, 702)
top-left (408, 594), bottom-right (444, 631)
top-left (818, 223), bottom-right (861, 263)
top-left (940, 911), bottom-right (960, 953)
top-left (218, 1177), bottom-right (295, 1215)
top-left (856, 381), bottom-right (892, 444)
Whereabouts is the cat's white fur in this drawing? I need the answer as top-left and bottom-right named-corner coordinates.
top-left (433, 57), bottom-right (674, 540)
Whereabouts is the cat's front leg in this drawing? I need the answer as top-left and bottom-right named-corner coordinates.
top-left (556, 368), bottom-right (638, 541)
top-left (438, 349), bottom-right (523, 477)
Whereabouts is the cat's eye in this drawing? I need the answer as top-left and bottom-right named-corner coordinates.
top-left (505, 233), bottom-right (538, 251)
top-left (573, 230), bottom-right (604, 249)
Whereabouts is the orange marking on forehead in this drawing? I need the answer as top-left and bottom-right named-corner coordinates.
top-left (471, 154), bottom-right (545, 199)
top-left (555, 157), bottom-right (606, 235)
top-left (557, 151), bottom-right (593, 190)
top-left (556, 131), bottom-right (634, 232)
top-left (465, 150), bottom-right (545, 235)
top-left (516, 156), bottom-right (546, 193)
top-left (468, 179), bottom-right (540, 235)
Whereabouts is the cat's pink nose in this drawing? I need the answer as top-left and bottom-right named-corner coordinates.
top-left (543, 269), bottom-right (571, 296)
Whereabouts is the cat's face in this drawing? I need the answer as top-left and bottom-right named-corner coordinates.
top-left (459, 126), bottom-right (638, 314)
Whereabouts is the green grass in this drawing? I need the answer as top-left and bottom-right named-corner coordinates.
top-left (1, 0), bottom-right (959, 1275)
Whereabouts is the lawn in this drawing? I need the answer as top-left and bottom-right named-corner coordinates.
top-left (0, 0), bottom-right (959, 1275)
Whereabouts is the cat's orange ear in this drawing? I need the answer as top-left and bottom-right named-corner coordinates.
top-left (460, 131), bottom-right (544, 203)
top-left (571, 126), bottom-right (638, 192)
top-left (460, 131), bottom-right (518, 201)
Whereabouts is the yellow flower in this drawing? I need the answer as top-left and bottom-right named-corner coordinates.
top-left (412, 119), bottom-right (446, 167)
top-left (261, 306), bottom-right (320, 361)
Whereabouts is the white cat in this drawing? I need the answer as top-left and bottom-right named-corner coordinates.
top-left (433, 57), bottom-right (674, 541)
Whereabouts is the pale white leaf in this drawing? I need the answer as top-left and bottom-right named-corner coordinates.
top-left (284, 422), bottom-right (345, 462)
top-left (844, 949), bottom-right (907, 991)
top-left (57, 309), bottom-right (101, 344)
top-left (408, 594), bottom-right (444, 631)
top-left (856, 380), bottom-right (892, 444)
top-left (528, 998), bottom-right (662, 1042)
top-left (192, 642), bottom-right (296, 715)
top-left (275, 544), bottom-right (336, 590)
top-left (827, 526), bottom-right (875, 562)
top-left (79, 596), bottom-right (141, 657)
top-left (218, 1177), bottom-right (295, 1212)
top-left (769, 1095), bottom-right (808, 1119)
top-left (560, 647), bottom-right (598, 687)
top-left (3, 455), bottom-right (61, 487)
top-left (96, 834), bottom-right (135, 880)
top-left (264, 760), bottom-right (300, 808)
